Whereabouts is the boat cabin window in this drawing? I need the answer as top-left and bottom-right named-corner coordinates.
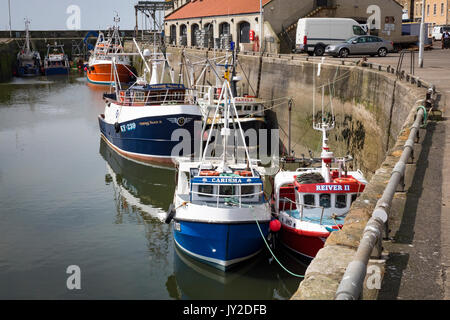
top-left (191, 182), bottom-right (262, 205)
top-left (244, 105), bottom-right (252, 111)
top-left (319, 194), bottom-right (331, 208)
top-left (198, 185), bottom-right (214, 197)
top-left (335, 194), bottom-right (347, 209)
top-left (241, 185), bottom-right (254, 195)
top-left (219, 185), bottom-right (236, 196)
top-left (351, 194), bottom-right (358, 204)
top-left (133, 91), bottom-right (145, 102)
top-left (235, 105), bottom-right (242, 111)
top-left (303, 194), bottom-right (315, 207)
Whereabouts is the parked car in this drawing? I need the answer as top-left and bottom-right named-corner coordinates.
top-left (432, 25), bottom-right (450, 41)
top-left (295, 18), bottom-right (366, 56)
top-left (325, 35), bottom-right (394, 58)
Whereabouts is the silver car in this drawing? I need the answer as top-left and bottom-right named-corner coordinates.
top-left (325, 36), bottom-right (394, 58)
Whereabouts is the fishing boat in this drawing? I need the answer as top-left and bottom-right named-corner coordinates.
top-left (192, 51), bottom-right (266, 133)
top-left (16, 19), bottom-right (41, 77)
top-left (166, 77), bottom-right (272, 271)
top-left (43, 43), bottom-right (70, 76)
top-left (86, 15), bottom-right (133, 85)
top-left (98, 39), bottom-right (203, 165)
top-left (272, 75), bottom-right (367, 259)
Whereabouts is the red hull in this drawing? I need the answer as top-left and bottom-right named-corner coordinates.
top-left (279, 225), bottom-right (329, 258)
top-left (87, 63), bottom-right (132, 84)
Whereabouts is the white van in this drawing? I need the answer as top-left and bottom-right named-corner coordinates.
top-left (295, 18), bottom-right (366, 56)
top-left (432, 25), bottom-right (450, 40)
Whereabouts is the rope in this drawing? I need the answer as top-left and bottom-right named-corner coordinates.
top-left (417, 105), bottom-right (428, 128)
top-left (224, 198), bottom-right (304, 277)
top-left (253, 214), bottom-right (305, 278)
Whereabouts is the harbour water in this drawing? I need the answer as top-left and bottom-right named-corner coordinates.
top-left (0, 74), bottom-right (305, 299)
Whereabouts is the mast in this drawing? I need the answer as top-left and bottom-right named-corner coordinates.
top-left (24, 18), bottom-right (31, 54)
top-left (313, 77), bottom-right (335, 183)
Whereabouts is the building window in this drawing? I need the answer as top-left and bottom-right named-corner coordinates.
top-left (442, 3), bottom-right (445, 15)
top-left (434, 4), bottom-right (437, 15)
top-left (427, 4), bottom-right (430, 16)
top-left (219, 22), bottom-right (230, 35)
top-left (238, 21), bottom-right (251, 43)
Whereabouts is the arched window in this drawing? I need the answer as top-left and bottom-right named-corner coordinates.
top-left (219, 22), bottom-right (230, 36)
top-left (169, 25), bottom-right (176, 45)
top-left (179, 24), bottom-right (187, 46)
top-left (191, 23), bottom-right (199, 46)
top-left (238, 21), bottom-right (250, 44)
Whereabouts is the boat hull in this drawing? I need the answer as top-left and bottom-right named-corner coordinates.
top-left (98, 110), bottom-right (202, 165)
top-left (279, 224), bottom-right (330, 259)
top-left (173, 219), bottom-right (270, 270)
top-left (45, 67), bottom-right (69, 76)
top-left (17, 66), bottom-right (41, 77)
top-left (87, 62), bottom-right (132, 85)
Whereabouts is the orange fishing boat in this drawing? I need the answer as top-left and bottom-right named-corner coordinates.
top-left (86, 14), bottom-right (133, 85)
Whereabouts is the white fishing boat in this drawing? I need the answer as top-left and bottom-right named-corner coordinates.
top-left (166, 75), bottom-right (272, 271)
top-left (16, 19), bottom-right (41, 77)
top-left (98, 39), bottom-right (203, 166)
top-left (43, 43), bottom-right (69, 76)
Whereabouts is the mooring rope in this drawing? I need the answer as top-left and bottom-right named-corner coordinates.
top-left (253, 214), bottom-right (305, 278)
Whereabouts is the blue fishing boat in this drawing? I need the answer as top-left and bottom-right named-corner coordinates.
top-left (98, 40), bottom-right (202, 166)
top-left (166, 78), bottom-right (271, 271)
top-left (43, 43), bottom-right (70, 75)
top-left (16, 19), bottom-right (41, 77)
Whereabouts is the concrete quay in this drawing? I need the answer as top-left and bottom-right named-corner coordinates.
top-left (293, 48), bottom-right (450, 300)
top-left (354, 49), bottom-right (450, 300)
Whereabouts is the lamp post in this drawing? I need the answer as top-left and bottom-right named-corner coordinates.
top-left (419, 0), bottom-right (426, 68)
top-left (260, 0), bottom-right (264, 52)
top-left (8, 0), bottom-right (12, 38)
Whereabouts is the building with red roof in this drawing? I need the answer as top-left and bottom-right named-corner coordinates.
top-left (163, 0), bottom-right (403, 53)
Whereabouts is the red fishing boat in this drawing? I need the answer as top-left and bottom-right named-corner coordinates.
top-left (86, 14), bottom-right (133, 85)
top-left (273, 121), bottom-right (367, 258)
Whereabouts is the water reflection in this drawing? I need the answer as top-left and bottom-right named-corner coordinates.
top-left (170, 241), bottom-right (306, 300)
top-left (99, 137), bottom-right (175, 215)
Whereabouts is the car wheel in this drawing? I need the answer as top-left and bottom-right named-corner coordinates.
top-left (339, 48), bottom-right (349, 58)
top-left (314, 45), bottom-right (325, 56)
top-left (378, 47), bottom-right (388, 57)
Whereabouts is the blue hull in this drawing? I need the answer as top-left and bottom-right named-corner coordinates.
top-left (17, 67), bottom-right (41, 77)
top-left (45, 67), bottom-right (69, 75)
top-left (173, 220), bottom-right (270, 270)
top-left (98, 114), bottom-right (202, 162)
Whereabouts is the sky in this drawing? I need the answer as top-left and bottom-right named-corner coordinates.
top-left (0, 0), bottom-right (163, 30)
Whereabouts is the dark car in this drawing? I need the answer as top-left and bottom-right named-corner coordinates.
top-left (325, 35), bottom-right (394, 58)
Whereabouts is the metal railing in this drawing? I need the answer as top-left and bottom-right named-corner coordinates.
top-left (190, 186), bottom-right (264, 208)
top-left (335, 104), bottom-right (428, 300)
top-left (117, 89), bottom-right (196, 106)
top-left (280, 197), bottom-right (327, 225)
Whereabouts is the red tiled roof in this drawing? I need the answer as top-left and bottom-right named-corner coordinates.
top-left (166, 0), bottom-right (272, 21)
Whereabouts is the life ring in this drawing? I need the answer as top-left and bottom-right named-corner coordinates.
top-left (234, 170), bottom-right (252, 177)
top-left (119, 91), bottom-right (125, 102)
top-left (334, 177), bottom-right (356, 183)
top-left (199, 170), bottom-right (220, 176)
